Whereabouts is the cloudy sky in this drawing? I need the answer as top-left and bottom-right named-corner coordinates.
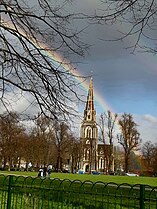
top-left (68, 0), bottom-right (157, 144)
top-left (1, 0), bottom-right (157, 144)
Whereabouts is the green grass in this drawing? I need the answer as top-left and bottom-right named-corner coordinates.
top-left (0, 171), bottom-right (157, 186)
top-left (0, 172), bottom-right (157, 209)
top-left (0, 174), bottom-right (142, 209)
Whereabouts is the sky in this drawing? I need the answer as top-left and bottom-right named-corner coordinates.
top-left (66, 0), bottom-right (157, 144)
top-left (1, 0), bottom-right (157, 145)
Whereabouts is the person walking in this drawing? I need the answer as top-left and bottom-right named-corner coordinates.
top-left (43, 166), bottom-right (47, 178)
top-left (38, 168), bottom-right (43, 177)
top-left (47, 168), bottom-right (51, 178)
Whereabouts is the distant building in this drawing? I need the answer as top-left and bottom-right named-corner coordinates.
top-left (79, 78), bottom-right (114, 173)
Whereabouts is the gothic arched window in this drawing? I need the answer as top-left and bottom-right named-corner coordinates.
top-left (87, 149), bottom-right (90, 160)
top-left (86, 140), bottom-right (90, 144)
top-left (85, 127), bottom-right (92, 138)
top-left (101, 158), bottom-right (103, 168)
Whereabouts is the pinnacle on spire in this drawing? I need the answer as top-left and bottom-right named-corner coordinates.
top-left (89, 77), bottom-right (93, 89)
top-left (87, 77), bottom-right (93, 100)
top-left (83, 77), bottom-right (96, 122)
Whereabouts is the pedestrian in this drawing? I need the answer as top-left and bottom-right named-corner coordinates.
top-left (43, 166), bottom-right (47, 178)
top-left (47, 168), bottom-right (51, 178)
top-left (38, 168), bottom-right (43, 177)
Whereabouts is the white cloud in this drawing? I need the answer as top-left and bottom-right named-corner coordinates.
top-left (0, 90), bottom-right (39, 116)
top-left (142, 114), bottom-right (157, 123)
top-left (134, 114), bottom-right (157, 144)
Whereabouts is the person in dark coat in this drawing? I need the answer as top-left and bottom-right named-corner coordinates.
top-left (38, 168), bottom-right (43, 177)
top-left (43, 166), bottom-right (47, 178)
top-left (47, 168), bottom-right (51, 178)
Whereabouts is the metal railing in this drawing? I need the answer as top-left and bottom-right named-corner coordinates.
top-left (0, 174), bottom-right (157, 209)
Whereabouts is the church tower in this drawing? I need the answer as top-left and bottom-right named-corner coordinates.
top-left (80, 78), bottom-right (98, 172)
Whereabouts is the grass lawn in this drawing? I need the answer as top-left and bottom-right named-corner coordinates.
top-left (0, 170), bottom-right (157, 187)
top-left (0, 171), bottom-right (157, 209)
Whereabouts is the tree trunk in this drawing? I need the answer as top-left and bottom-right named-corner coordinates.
top-left (3, 157), bottom-right (7, 169)
top-left (56, 156), bottom-right (60, 172)
top-left (108, 146), bottom-right (113, 173)
top-left (71, 155), bottom-right (74, 173)
top-left (125, 153), bottom-right (129, 173)
top-left (18, 157), bottom-right (21, 169)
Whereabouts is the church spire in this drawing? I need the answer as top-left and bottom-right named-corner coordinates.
top-left (80, 77), bottom-right (98, 172)
top-left (84, 77), bottom-right (96, 122)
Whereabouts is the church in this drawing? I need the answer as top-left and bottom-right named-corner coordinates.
top-left (79, 78), bottom-right (114, 173)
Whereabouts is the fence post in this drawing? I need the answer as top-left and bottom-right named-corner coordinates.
top-left (7, 175), bottom-right (13, 209)
top-left (140, 184), bottom-right (145, 209)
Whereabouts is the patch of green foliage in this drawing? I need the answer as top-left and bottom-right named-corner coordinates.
top-left (1, 171), bottom-right (157, 186)
top-left (0, 173), bottom-right (157, 208)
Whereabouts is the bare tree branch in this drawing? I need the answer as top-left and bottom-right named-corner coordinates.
top-left (80, 0), bottom-right (157, 53)
top-left (117, 113), bottom-right (141, 172)
top-left (0, 0), bottom-right (88, 120)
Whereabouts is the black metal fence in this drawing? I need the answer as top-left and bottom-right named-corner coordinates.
top-left (0, 174), bottom-right (157, 209)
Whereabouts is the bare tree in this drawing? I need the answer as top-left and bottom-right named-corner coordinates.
top-left (0, 1), bottom-right (88, 120)
top-left (31, 115), bottom-right (52, 167)
top-left (117, 113), bottom-right (141, 173)
top-left (141, 141), bottom-right (157, 175)
top-left (0, 111), bottom-right (25, 170)
top-left (151, 145), bottom-right (157, 175)
top-left (20, 132), bottom-right (35, 171)
top-left (98, 112), bottom-right (108, 174)
top-left (99, 0), bottom-right (157, 53)
top-left (114, 146), bottom-right (124, 174)
top-left (99, 113), bottom-right (106, 145)
top-left (52, 121), bottom-right (71, 172)
top-left (98, 110), bottom-right (117, 173)
top-left (142, 140), bottom-right (154, 171)
top-left (63, 135), bottom-right (81, 173)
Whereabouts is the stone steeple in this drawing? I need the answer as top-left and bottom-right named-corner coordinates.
top-left (84, 77), bottom-right (96, 122)
top-left (79, 77), bottom-right (115, 174)
top-left (80, 77), bottom-right (98, 172)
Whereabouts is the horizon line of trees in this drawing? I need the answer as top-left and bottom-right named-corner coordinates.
top-left (0, 110), bottom-right (156, 176)
top-left (0, 111), bottom-right (81, 172)
top-left (1, 0), bottom-right (157, 124)
top-left (98, 111), bottom-right (157, 175)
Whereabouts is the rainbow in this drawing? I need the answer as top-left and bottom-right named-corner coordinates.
top-left (2, 17), bottom-right (121, 133)
top-left (40, 43), bottom-right (114, 115)
top-left (30, 36), bottom-right (122, 134)
top-left (32, 40), bottom-right (113, 114)
top-left (2, 17), bottom-right (112, 113)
